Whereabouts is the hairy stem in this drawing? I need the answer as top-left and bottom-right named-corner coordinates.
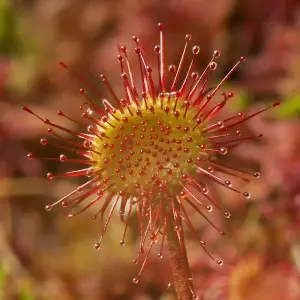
top-left (167, 209), bottom-right (193, 300)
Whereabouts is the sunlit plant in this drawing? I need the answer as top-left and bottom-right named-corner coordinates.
top-left (23, 23), bottom-right (281, 299)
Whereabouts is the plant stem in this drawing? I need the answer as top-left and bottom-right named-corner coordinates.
top-left (167, 209), bottom-right (193, 300)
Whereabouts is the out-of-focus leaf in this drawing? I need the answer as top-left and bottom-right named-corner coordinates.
top-left (291, 243), bottom-right (300, 273)
top-left (272, 94), bottom-right (300, 119)
top-left (221, 84), bottom-right (250, 112)
top-left (0, 0), bottom-right (20, 55)
top-left (229, 91), bottom-right (250, 112)
top-left (0, 0), bottom-right (40, 92)
top-left (19, 281), bottom-right (35, 300)
top-left (0, 262), bottom-right (8, 289)
top-left (9, 54), bottom-right (38, 93)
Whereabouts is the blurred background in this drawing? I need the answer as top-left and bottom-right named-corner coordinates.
top-left (1, 0), bottom-right (300, 299)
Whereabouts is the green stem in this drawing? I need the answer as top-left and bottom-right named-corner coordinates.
top-left (167, 209), bottom-right (193, 300)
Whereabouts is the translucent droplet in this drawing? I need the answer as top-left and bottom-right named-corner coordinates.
top-left (132, 277), bottom-right (139, 284)
top-left (192, 45), bottom-right (200, 55)
top-left (120, 239), bottom-right (125, 246)
top-left (214, 50), bottom-right (221, 57)
top-left (191, 72), bottom-right (198, 79)
top-left (174, 225), bottom-right (181, 232)
top-left (217, 121), bottom-right (224, 128)
top-left (216, 259), bottom-right (223, 266)
top-left (192, 295), bottom-right (199, 300)
top-left (220, 147), bottom-right (228, 155)
top-left (45, 205), bottom-right (52, 211)
top-left (40, 138), bottom-right (48, 145)
top-left (210, 62), bottom-right (217, 70)
top-left (202, 187), bottom-right (209, 194)
top-left (225, 180), bottom-right (232, 187)
top-left (94, 242), bottom-right (101, 250)
top-left (27, 153), bottom-right (34, 159)
top-left (168, 65), bottom-right (176, 72)
top-left (87, 125), bottom-right (95, 133)
top-left (206, 205), bottom-right (213, 212)
top-left (83, 140), bottom-right (92, 148)
top-left (253, 172), bottom-right (260, 178)
top-left (59, 154), bottom-right (67, 162)
top-left (157, 252), bottom-right (163, 258)
top-left (243, 192), bottom-right (251, 199)
top-left (200, 240), bottom-right (206, 246)
top-left (47, 173), bottom-right (54, 180)
top-left (86, 170), bottom-right (93, 177)
top-left (224, 212), bottom-right (231, 219)
top-left (150, 233), bottom-right (157, 241)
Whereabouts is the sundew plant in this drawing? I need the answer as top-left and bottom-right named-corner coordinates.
top-left (23, 23), bottom-right (281, 300)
